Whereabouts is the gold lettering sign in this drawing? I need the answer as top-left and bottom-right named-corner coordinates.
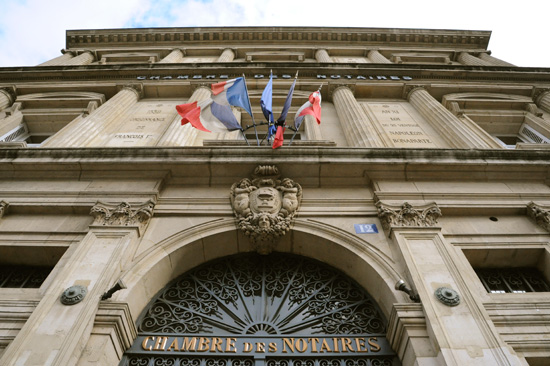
top-left (138, 336), bottom-right (385, 355)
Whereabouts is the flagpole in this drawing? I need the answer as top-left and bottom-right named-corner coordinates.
top-left (240, 129), bottom-right (250, 146)
top-left (242, 73), bottom-right (260, 146)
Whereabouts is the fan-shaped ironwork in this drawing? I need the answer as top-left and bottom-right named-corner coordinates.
top-left (138, 253), bottom-right (386, 336)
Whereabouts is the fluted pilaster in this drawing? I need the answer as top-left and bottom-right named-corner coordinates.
top-left (159, 49), bottom-right (185, 63)
top-left (37, 50), bottom-right (75, 66)
top-left (315, 49), bottom-right (332, 63)
top-left (535, 90), bottom-right (550, 114)
top-left (408, 87), bottom-right (496, 148)
top-left (0, 89), bottom-right (14, 112)
top-left (457, 52), bottom-right (490, 66)
top-left (304, 115), bottom-right (323, 140)
top-left (478, 52), bottom-right (515, 67)
top-left (332, 86), bottom-right (383, 147)
top-left (217, 49), bottom-right (235, 62)
top-left (367, 50), bottom-right (391, 63)
top-left (43, 87), bottom-right (140, 147)
top-left (63, 51), bottom-right (95, 66)
top-left (157, 86), bottom-right (211, 147)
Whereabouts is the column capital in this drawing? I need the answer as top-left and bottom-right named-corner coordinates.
top-left (172, 47), bottom-right (186, 56)
top-left (90, 200), bottom-right (155, 236)
top-left (402, 84), bottom-right (427, 100)
top-left (60, 48), bottom-right (75, 56)
top-left (533, 88), bottom-right (550, 104)
top-left (0, 200), bottom-right (9, 219)
top-left (329, 83), bottom-right (355, 100)
top-left (376, 201), bottom-right (442, 233)
top-left (74, 49), bottom-right (97, 59)
top-left (117, 83), bottom-right (143, 98)
top-left (0, 86), bottom-right (16, 105)
top-left (527, 202), bottom-right (550, 232)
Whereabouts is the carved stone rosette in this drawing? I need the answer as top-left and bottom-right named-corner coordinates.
top-left (90, 200), bottom-right (155, 234)
top-left (376, 201), bottom-right (442, 232)
top-left (527, 202), bottom-right (550, 232)
top-left (230, 165), bottom-right (302, 255)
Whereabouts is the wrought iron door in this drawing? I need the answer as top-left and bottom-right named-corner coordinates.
top-left (121, 253), bottom-right (400, 366)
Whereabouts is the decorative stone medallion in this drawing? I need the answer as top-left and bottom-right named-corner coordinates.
top-left (230, 165), bottom-right (302, 254)
top-left (60, 285), bottom-right (87, 305)
top-left (434, 287), bottom-right (460, 307)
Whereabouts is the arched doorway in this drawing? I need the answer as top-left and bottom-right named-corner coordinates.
top-left (120, 253), bottom-right (400, 366)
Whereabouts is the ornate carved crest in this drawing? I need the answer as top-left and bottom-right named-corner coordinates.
top-left (90, 200), bottom-right (155, 234)
top-left (527, 202), bottom-right (550, 232)
top-left (230, 165), bottom-right (302, 254)
top-left (376, 201), bottom-right (441, 231)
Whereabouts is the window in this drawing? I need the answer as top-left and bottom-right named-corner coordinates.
top-left (475, 267), bottom-right (550, 293)
top-left (0, 265), bottom-right (53, 288)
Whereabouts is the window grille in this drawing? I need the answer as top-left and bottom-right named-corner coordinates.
top-left (0, 265), bottom-right (52, 288)
top-left (475, 268), bottom-right (550, 293)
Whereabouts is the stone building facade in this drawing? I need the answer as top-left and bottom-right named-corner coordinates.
top-left (0, 27), bottom-right (550, 366)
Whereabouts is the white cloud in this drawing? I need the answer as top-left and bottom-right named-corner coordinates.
top-left (0, 0), bottom-right (546, 68)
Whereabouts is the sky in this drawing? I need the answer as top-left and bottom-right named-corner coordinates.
top-left (0, 0), bottom-right (547, 68)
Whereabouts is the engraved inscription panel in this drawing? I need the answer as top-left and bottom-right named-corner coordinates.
top-left (105, 100), bottom-right (179, 147)
top-left (332, 57), bottom-right (369, 64)
top-left (366, 103), bottom-right (439, 148)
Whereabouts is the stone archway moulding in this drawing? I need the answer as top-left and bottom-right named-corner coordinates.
top-left (117, 217), bottom-right (404, 323)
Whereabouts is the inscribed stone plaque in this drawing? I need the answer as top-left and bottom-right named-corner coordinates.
top-left (332, 56), bottom-right (369, 64)
top-left (367, 103), bottom-right (438, 148)
top-left (105, 100), bottom-right (179, 147)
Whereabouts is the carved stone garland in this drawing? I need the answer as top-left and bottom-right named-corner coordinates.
top-left (376, 201), bottom-right (442, 231)
top-left (527, 202), bottom-right (550, 232)
top-left (90, 200), bottom-right (155, 234)
top-left (230, 165), bottom-right (302, 254)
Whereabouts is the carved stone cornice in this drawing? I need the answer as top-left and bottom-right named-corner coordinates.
top-left (230, 165), bottom-right (302, 255)
top-left (66, 27), bottom-right (491, 49)
top-left (527, 202), bottom-right (550, 232)
top-left (90, 200), bottom-right (155, 235)
top-left (376, 201), bottom-right (442, 232)
top-left (0, 200), bottom-right (9, 219)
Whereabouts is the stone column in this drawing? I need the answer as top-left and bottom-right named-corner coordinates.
top-left (304, 114), bottom-right (323, 140)
top-left (158, 48), bottom-right (185, 63)
top-left (0, 112), bottom-right (24, 139)
top-left (407, 86), bottom-right (495, 148)
top-left (63, 51), bottom-right (95, 66)
top-left (0, 88), bottom-right (15, 112)
top-left (332, 86), bottom-right (383, 147)
top-left (315, 49), bottom-right (332, 62)
top-left (367, 50), bottom-right (391, 63)
top-left (0, 201), bottom-right (155, 366)
top-left (42, 86), bottom-right (141, 147)
top-left (457, 52), bottom-right (491, 66)
top-left (478, 52), bottom-right (515, 67)
top-left (157, 86), bottom-right (211, 146)
top-left (377, 202), bottom-right (524, 366)
top-left (38, 50), bottom-right (75, 66)
top-left (217, 48), bottom-right (235, 62)
top-left (535, 90), bottom-right (550, 114)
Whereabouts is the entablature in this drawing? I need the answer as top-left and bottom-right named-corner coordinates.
top-left (66, 27), bottom-right (491, 50)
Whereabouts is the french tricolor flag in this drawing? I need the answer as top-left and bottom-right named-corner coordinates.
top-left (176, 77), bottom-right (252, 133)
